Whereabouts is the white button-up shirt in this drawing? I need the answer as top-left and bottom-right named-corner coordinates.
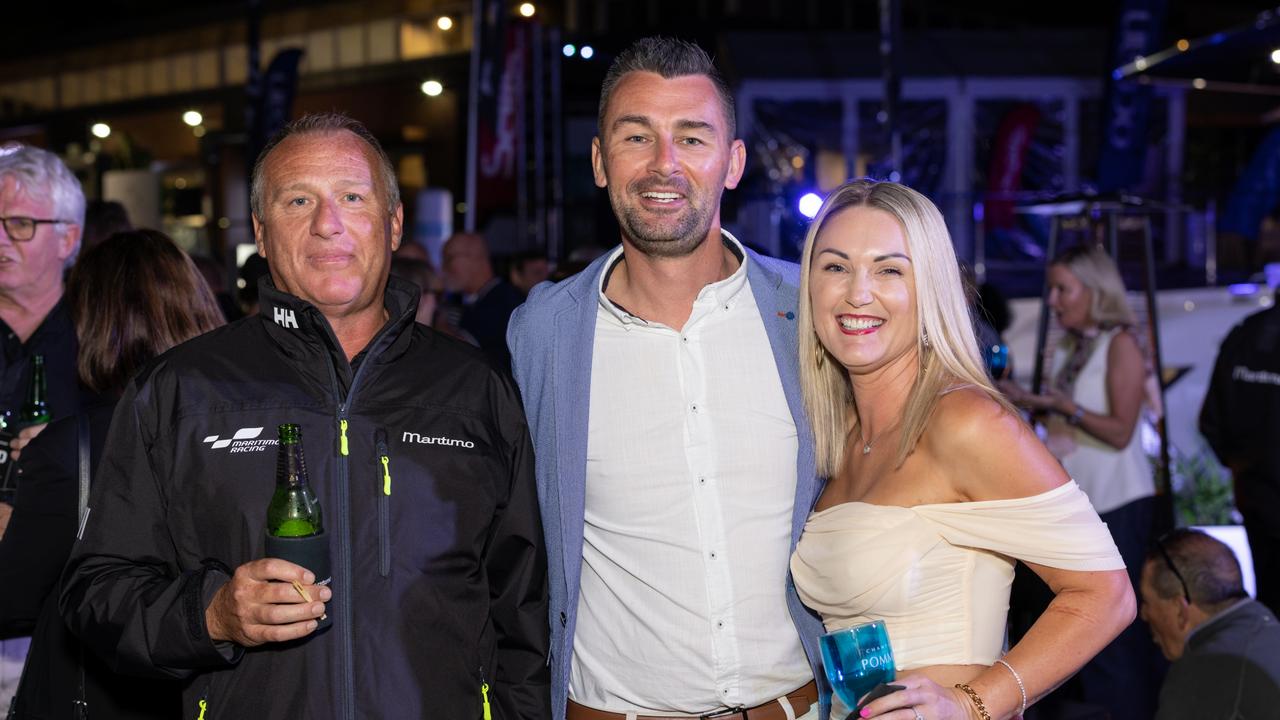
top-left (569, 233), bottom-right (809, 715)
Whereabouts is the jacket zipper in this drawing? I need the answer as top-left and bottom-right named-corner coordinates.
top-left (375, 429), bottom-right (391, 577)
top-left (479, 665), bottom-right (492, 720)
top-left (194, 694), bottom-right (208, 720)
top-left (326, 357), bottom-right (374, 720)
top-left (318, 302), bottom-right (409, 720)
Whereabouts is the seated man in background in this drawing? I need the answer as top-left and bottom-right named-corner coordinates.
top-left (1140, 528), bottom-right (1280, 719)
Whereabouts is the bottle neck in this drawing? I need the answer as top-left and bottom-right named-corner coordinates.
top-left (276, 443), bottom-right (309, 487)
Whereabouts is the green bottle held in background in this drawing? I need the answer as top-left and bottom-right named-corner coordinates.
top-left (19, 354), bottom-right (50, 425)
top-left (267, 423), bottom-right (323, 537)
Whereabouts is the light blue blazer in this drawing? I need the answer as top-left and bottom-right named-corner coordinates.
top-left (507, 244), bottom-right (829, 720)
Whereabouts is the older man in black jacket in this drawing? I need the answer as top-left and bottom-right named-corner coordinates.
top-left (61, 113), bottom-right (550, 720)
top-left (1140, 529), bottom-right (1280, 720)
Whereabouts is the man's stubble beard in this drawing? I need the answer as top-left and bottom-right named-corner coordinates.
top-left (608, 176), bottom-right (722, 260)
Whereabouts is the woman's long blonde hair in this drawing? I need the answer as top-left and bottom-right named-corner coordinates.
top-left (798, 179), bottom-right (1017, 475)
top-left (1052, 244), bottom-right (1135, 328)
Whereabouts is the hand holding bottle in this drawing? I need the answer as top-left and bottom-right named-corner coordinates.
top-left (204, 557), bottom-right (330, 646)
top-left (7, 422), bottom-right (47, 463)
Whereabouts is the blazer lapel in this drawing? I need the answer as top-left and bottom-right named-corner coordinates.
top-left (746, 251), bottom-right (820, 548)
top-left (551, 256), bottom-right (608, 608)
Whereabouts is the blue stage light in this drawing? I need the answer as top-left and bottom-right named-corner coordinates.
top-left (563, 44), bottom-right (576, 57)
top-left (799, 192), bottom-right (823, 219)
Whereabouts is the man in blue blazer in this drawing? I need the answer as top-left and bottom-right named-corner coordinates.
top-left (508, 37), bottom-right (827, 720)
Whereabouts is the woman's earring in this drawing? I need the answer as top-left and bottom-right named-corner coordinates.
top-left (922, 329), bottom-right (931, 348)
top-left (816, 349), bottom-right (826, 369)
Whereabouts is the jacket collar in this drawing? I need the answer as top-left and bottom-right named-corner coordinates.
top-left (257, 274), bottom-right (419, 369)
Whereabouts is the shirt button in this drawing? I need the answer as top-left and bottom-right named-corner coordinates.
top-left (691, 403), bottom-right (699, 413)
top-left (698, 476), bottom-right (706, 484)
top-left (717, 621), bottom-right (724, 629)
top-left (682, 336), bottom-right (688, 343)
top-left (710, 551), bottom-right (717, 559)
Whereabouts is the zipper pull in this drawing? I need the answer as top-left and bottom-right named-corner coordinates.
top-left (196, 698), bottom-right (208, 720)
top-left (380, 454), bottom-right (391, 495)
top-left (480, 666), bottom-right (492, 720)
top-left (339, 418), bottom-right (349, 456)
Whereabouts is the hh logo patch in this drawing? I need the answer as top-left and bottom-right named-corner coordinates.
top-left (203, 427), bottom-right (277, 453)
top-left (273, 307), bottom-right (298, 329)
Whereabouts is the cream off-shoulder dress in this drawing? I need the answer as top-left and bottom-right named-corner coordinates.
top-left (790, 481), bottom-right (1124, 719)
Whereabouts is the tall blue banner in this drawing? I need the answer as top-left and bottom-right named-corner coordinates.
top-left (1096, 0), bottom-right (1166, 193)
top-left (248, 48), bottom-right (305, 169)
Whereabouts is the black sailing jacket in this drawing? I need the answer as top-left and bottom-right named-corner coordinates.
top-left (59, 276), bottom-right (550, 720)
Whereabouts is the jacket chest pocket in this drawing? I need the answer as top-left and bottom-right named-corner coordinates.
top-left (374, 429), bottom-right (392, 578)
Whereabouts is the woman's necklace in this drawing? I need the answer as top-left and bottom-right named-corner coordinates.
top-left (858, 421), bottom-right (899, 455)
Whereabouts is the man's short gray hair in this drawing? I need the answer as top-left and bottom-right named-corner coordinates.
top-left (597, 37), bottom-right (736, 138)
top-left (1146, 529), bottom-right (1250, 610)
top-left (0, 143), bottom-right (86, 268)
top-left (249, 112), bottom-right (401, 219)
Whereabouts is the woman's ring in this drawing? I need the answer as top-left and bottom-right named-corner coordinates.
top-left (912, 709), bottom-right (924, 720)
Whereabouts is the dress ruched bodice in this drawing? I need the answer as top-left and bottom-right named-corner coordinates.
top-left (790, 481), bottom-right (1123, 671)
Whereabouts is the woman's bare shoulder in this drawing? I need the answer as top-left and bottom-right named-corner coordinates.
top-left (924, 385), bottom-right (1068, 501)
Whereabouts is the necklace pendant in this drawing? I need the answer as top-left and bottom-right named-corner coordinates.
top-left (862, 443), bottom-right (872, 455)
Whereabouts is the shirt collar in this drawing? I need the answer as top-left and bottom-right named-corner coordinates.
top-left (596, 229), bottom-right (750, 326)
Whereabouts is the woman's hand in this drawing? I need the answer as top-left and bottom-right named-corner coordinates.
top-left (854, 676), bottom-right (980, 720)
top-left (996, 380), bottom-right (1062, 414)
top-left (8, 422), bottom-right (47, 462)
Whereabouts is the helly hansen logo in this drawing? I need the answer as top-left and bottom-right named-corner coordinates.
top-left (402, 431), bottom-right (475, 448)
top-left (273, 307), bottom-right (298, 329)
top-left (203, 427), bottom-right (277, 453)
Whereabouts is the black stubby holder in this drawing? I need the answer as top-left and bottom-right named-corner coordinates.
top-left (265, 530), bottom-right (333, 630)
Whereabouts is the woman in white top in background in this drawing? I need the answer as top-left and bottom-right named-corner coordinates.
top-left (790, 179), bottom-right (1134, 720)
top-left (999, 244), bottom-right (1163, 719)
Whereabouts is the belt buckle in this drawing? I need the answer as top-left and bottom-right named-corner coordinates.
top-left (700, 706), bottom-right (747, 720)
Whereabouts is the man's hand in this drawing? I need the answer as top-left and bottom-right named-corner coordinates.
top-left (0, 502), bottom-right (11, 540)
top-left (8, 422), bottom-right (47, 462)
top-left (205, 558), bottom-right (330, 646)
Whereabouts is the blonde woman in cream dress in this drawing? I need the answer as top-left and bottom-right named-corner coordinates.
top-left (790, 180), bottom-right (1135, 720)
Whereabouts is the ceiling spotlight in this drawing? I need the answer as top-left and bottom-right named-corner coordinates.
top-left (183, 110), bottom-right (203, 127)
top-left (580, 45), bottom-right (594, 59)
top-left (1192, 77), bottom-right (1207, 89)
top-left (1271, 48), bottom-right (1280, 64)
top-left (91, 123), bottom-right (111, 139)
top-left (1176, 39), bottom-right (1190, 52)
top-left (437, 16), bottom-right (453, 31)
top-left (562, 43), bottom-right (576, 57)
top-left (798, 192), bottom-right (823, 219)
top-left (518, 2), bottom-right (535, 17)
top-left (421, 80), bottom-right (444, 96)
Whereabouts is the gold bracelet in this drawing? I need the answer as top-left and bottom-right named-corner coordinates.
top-left (955, 683), bottom-right (993, 720)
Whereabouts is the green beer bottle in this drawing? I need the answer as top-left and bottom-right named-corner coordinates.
top-left (18, 354), bottom-right (50, 425)
top-left (266, 423), bottom-right (323, 537)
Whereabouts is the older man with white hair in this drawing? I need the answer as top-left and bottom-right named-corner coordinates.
top-left (0, 143), bottom-right (83, 713)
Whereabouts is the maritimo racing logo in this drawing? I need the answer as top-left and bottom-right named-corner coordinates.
top-left (203, 427), bottom-right (278, 453)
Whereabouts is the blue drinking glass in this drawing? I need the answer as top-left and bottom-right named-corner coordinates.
top-left (819, 620), bottom-right (896, 711)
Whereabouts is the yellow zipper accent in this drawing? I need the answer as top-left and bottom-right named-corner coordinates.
top-left (339, 419), bottom-right (349, 456)
top-left (380, 455), bottom-right (391, 495)
top-left (196, 699), bottom-right (207, 720)
top-left (481, 682), bottom-right (492, 720)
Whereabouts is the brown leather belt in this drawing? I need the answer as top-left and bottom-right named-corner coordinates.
top-left (566, 680), bottom-right (818, 720)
